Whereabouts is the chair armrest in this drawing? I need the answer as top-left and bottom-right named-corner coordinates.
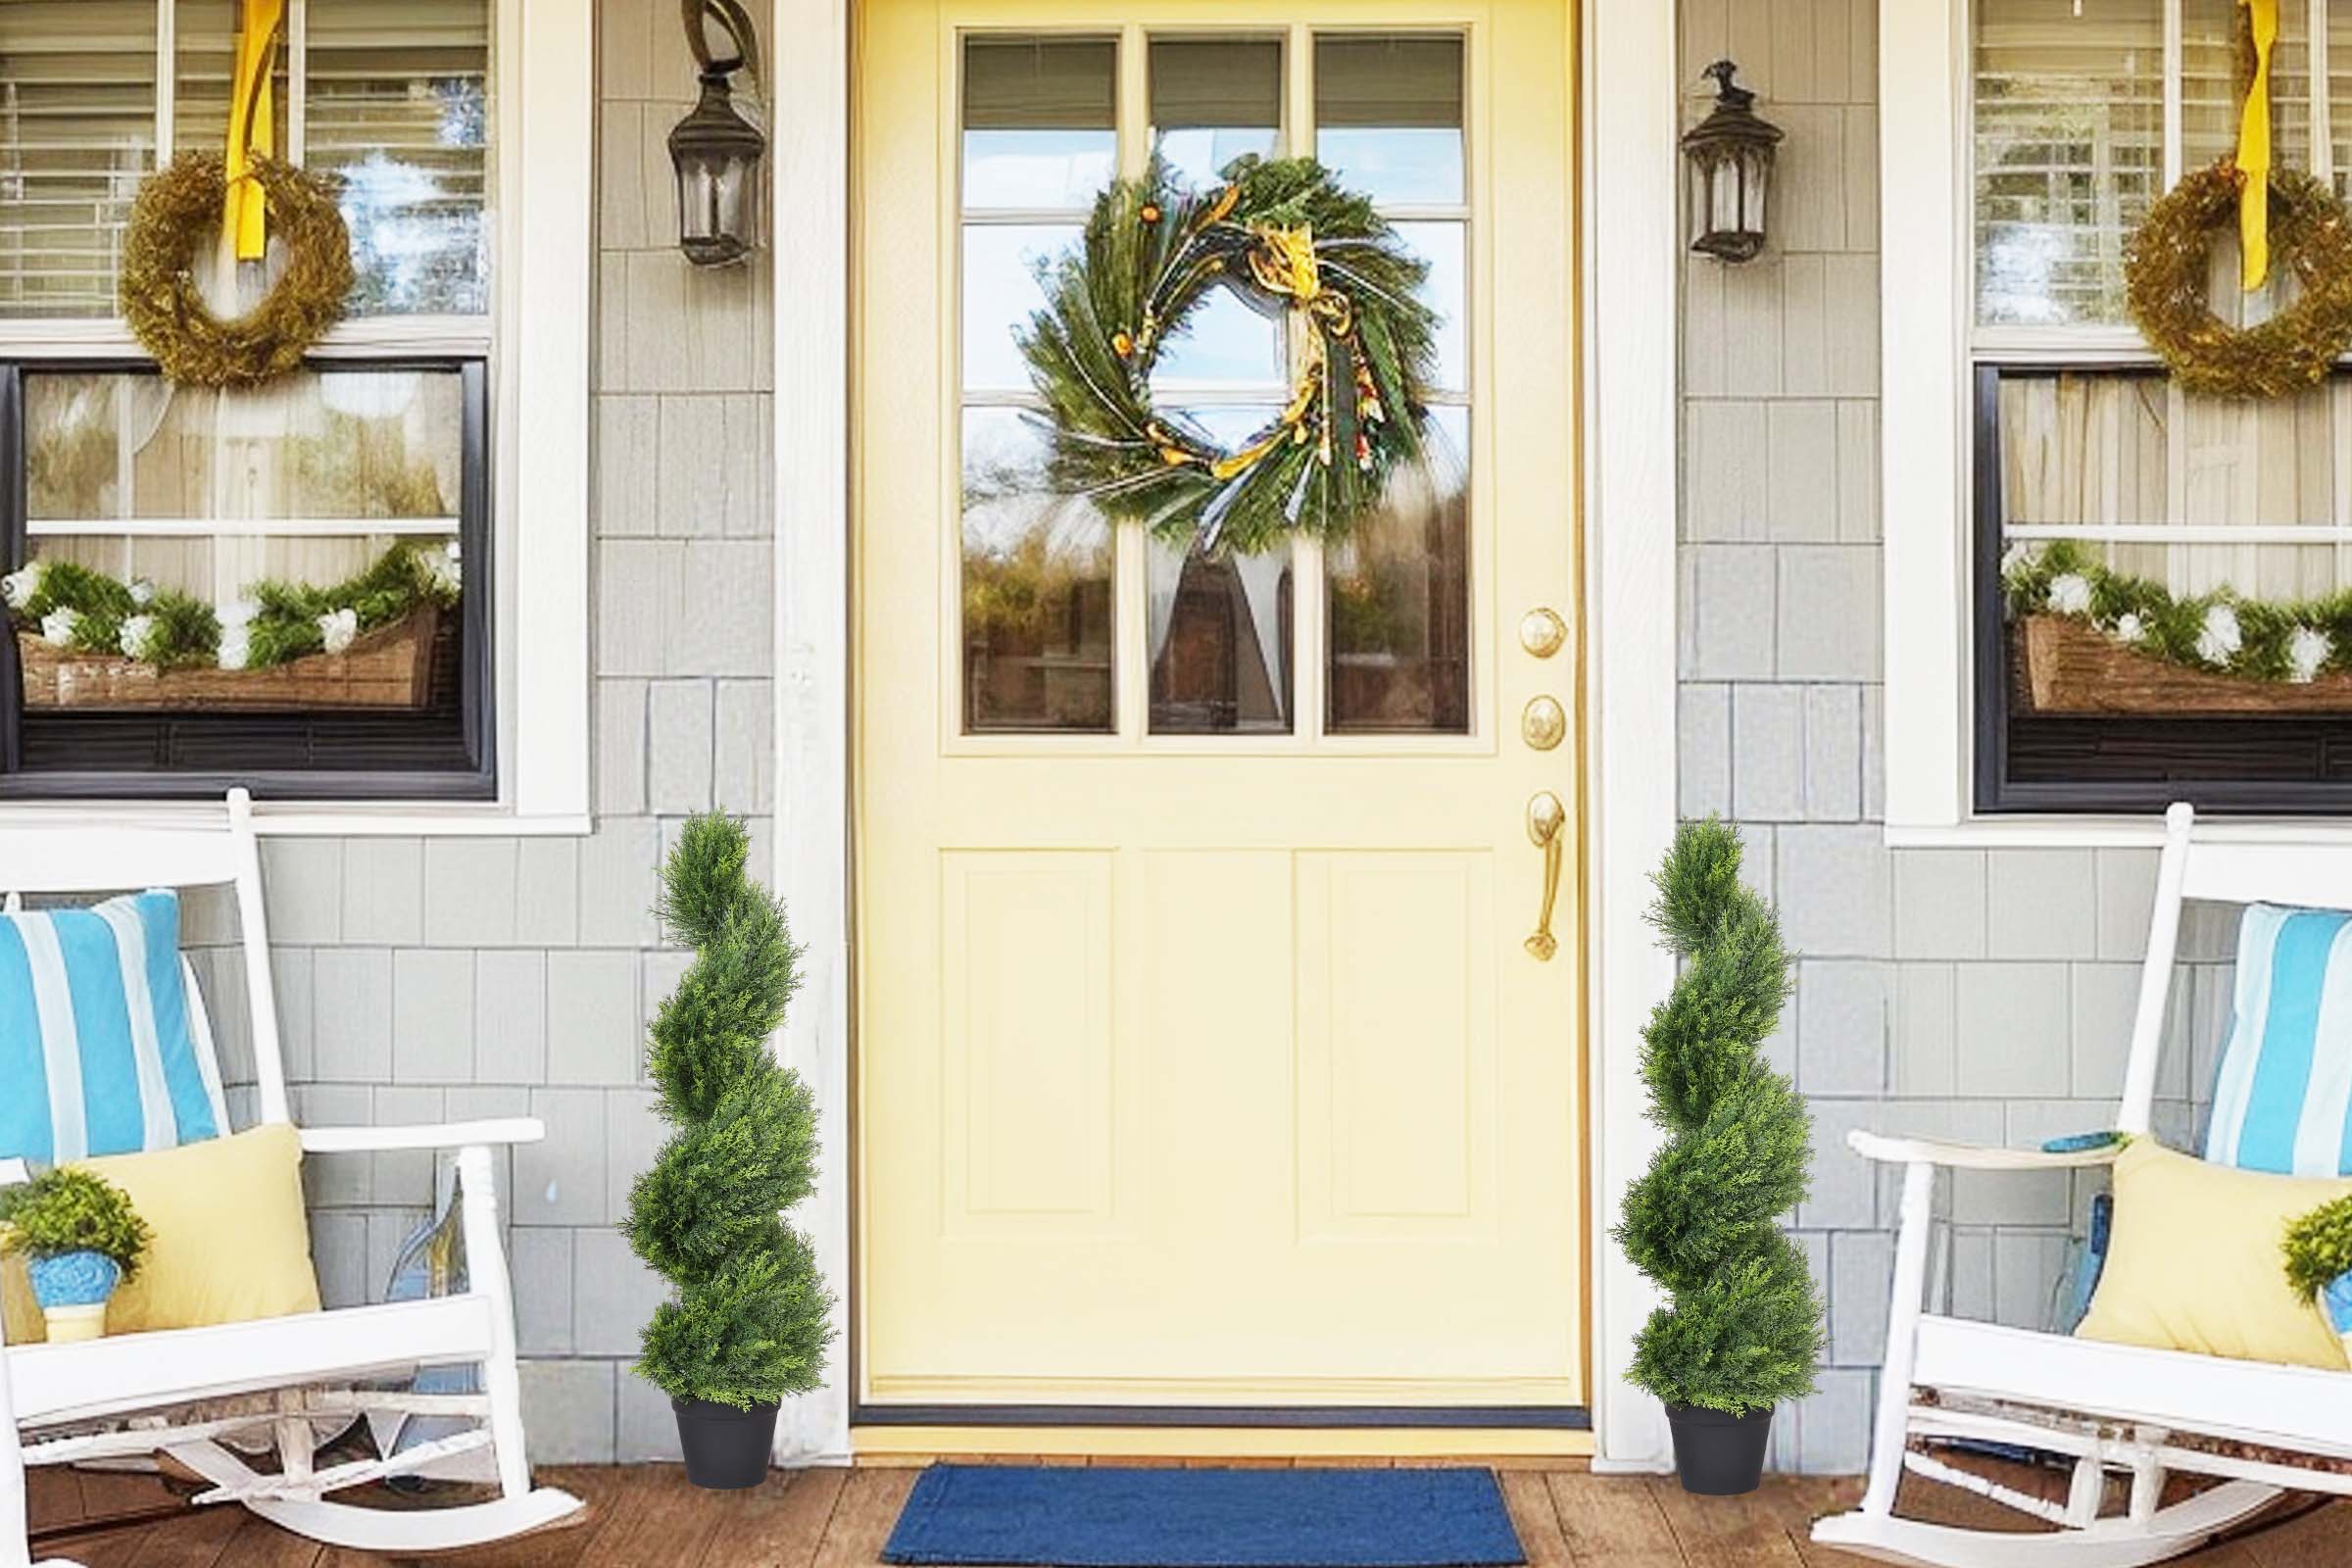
top-left (0, 1156), bottom-right (25, 1187)
top-left (1846, 1130), bottom-right (2124, 1170)
top-left (299, 1117), bottom-right (546, 1155)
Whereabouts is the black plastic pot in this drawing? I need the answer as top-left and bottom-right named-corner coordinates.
top-left (1663, 1402), bottom-right (1775, 1494)
top-left (672, 1396), bottom-right (780, 1489)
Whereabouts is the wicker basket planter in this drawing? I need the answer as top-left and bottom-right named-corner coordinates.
top-left (17, 605), bottom-right (439, 711)
top-left (2014, 612), bottom-right (2352, 715)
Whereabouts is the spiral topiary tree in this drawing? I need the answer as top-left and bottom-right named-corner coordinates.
top-left (625, 813), bottom-right (833, 1484)
top-left (1613, 817), bottom-right (1822, 1491)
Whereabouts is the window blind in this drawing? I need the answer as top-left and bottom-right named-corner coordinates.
top-left (0, 1), bottom-right (158, 318)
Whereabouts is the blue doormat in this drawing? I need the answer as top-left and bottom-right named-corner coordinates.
top-left (880, 1464), bottom-right (1527, 1567)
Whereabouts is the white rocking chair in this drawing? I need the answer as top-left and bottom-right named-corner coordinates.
top-left (1814, 803), bottom-right (2352, 1568)
top-left (0, 791), bottom-right (582, 1568)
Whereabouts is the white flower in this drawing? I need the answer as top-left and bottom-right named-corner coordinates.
top-left (118, 613), bottom-right (158, 661)
top-left (2196, 604), bottom-right (2243, 666)
top-left (38, 608), bottom-right (77, 648)
top-left (2290, 626), bottom-right (2332, 684)
top-left (217, 623), bottom-right (250, 671)
top-left (3, 560), bottom-right (45, 610)
top-left (2113, 612), bottom-right (2147, 644)
top-left (2000, 542), bottom-right (2041, 576)
top-left (2047, 572), bottom-right (2094, 615)
top-left (318, 607), bottom-right (358, 655)
top-left (216, 597), bottom-right (257, 628)
top-left (126, 577), bottom-right (154, 608)
top-left (428, 540), bottom-right (462, 596)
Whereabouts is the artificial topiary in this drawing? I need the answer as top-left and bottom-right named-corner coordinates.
top-left (2283, 1193), bottom-right (2352, 1301)
top-left (1614, 818), bottom-right (1824, 1416)
top-left (0, 1168), bottom-right (151, 1279)
top-left (624, 814), bottom-right (833, 1411)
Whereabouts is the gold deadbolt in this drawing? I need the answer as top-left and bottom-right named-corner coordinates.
top-left (1522, 696), bottom-right (1566, 752)
top-left (1518, 608), bottom-right (1567, 659)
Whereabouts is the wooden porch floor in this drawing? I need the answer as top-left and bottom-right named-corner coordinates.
top-left (25, 1461), bottom-right (2352, 1566)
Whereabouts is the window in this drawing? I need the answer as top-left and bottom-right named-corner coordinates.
top-left (0, 0), bottom-right (589, 815)
top-left (1885, 0), bottom-right (2352, 827)
top-left (954, 29), bottom-right (1470, 739)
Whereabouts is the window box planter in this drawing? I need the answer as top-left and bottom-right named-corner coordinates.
top-left (2013, 613), bottom-right (2352, 716)
top-left (17, 605), bottom-right (441, 711)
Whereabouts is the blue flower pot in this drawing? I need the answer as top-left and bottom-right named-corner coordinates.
top-left (26, 1250), bottom-right (120, 1309)
top-left (2325, 1272), bottom-right (2352, 1336)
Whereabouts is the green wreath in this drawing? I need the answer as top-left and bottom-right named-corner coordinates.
top-left (1018, 156), bottom-right (1437, 556)
top-left (119, 153), bottom-right (355, 389)
top-left (2125, 160), bottom-right (2352, 400)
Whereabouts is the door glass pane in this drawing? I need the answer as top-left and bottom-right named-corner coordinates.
top-left (1329, 405), bottom-right (1469, 733)
top-left (962, 408), bottom-right (1114, 732)
top-left (963, 36), bottom-right (1117, 210)
top-left (1148, 408), bottom-right (1293, 735)
top-left (960, 36), bottom-right (1116, 733)
top-left (1149, 538), bottom-right (1294, 734)
top-left (1150, 37), bottom-right (1281, 190)
top-left (1973, 0), bottom-right (2162, 326)
top-left (962, 222), bottom-right (1079, 392)
top-left (1314, 36), bottom-right (1464, 207)
top-left (0, 1), bottom-right (159, 317)
top-left (1392, 220), bottom-right (1467, 393)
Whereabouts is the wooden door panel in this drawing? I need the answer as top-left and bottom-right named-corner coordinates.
top-left (856, 0), bottom-right (1582, 1415)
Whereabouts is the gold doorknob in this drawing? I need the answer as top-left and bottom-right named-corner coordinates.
top-left (1525, 791), bottom-right (1565, 960)
top-left (1518, 608), bottom-right (1567, 659)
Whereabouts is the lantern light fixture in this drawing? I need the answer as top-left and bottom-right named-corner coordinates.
top-left (1681, 60), bottom-right (1782, 265)
top-left (669, 0), bottom-right (767, 268)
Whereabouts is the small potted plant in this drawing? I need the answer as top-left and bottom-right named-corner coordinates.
top-left (1613, 818), bottom-right (1824, 1494)
top-left (2283, 1194), bottom-right (2352, 1359)
top-left (624, 813), bottom-right (833, 1488)
top-left (0, 1168), bottom-right (151, 1342)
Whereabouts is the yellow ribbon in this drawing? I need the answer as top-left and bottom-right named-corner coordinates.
top-left (223, 0), bottom-right (285, 263)
top-left (2238, 0), bottom-right (2278, 291)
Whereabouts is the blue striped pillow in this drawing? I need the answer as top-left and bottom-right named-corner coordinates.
top-left (0, 891), bottom-right (224, 1164)
top-left (2206, 903), bottom-right (2352, 1176)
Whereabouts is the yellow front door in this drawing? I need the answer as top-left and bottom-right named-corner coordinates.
top-left (855, 0), bottom-right (1583, 1418)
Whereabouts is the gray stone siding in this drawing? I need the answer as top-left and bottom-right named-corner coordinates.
top-left (1677, 0), bottom-right (2219, 1474)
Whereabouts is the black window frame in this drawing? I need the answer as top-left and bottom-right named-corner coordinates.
top-left (1973, 360), bottom-right (2352, 815)
top-left (0, 356), bottom-right (495, 803)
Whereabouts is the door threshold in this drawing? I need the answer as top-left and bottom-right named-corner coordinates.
top-left (854, 1404), bottom-right (1592, 1429)
top-left (849, 1408), bottom-right (1596, 1462)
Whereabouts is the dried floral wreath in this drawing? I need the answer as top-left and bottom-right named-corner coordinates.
top-left (2124, 160), bottom-right (2352, 400)
top-left (1018, 156), bottom-right (1437, 556)
top-left (119, 153), bottom-right (356, 388)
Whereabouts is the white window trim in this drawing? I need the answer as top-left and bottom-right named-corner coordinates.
top-left (1883, 0), bottom-right (2352, 848)
top-left (765, 0), bottom-right (1680, 1469)
top-left (0, 0), bottom-right (592, 837)
top-left (1880, 0), bottom-right (1974, 843)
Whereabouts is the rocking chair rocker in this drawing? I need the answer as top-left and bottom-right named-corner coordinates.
top-left (0, 791), bottom-right (582, 1568)
top-left (1815, 803), bottom-right (2352, 1568)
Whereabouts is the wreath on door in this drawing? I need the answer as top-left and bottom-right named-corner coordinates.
top-left (1016, 156), bottom-right (1438, 557)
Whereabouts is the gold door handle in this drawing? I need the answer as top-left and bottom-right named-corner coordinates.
top-left (1525, 791), bottom-right (1565, 961)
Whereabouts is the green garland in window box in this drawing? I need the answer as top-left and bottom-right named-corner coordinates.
top-left (2004, 539), bottom-right (2352, 712)
top-left (4, 542), bottom-right (460, 711)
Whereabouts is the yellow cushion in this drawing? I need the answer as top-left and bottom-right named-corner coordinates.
top-left (1, 1124), bottom-right (319, 1344)
top-left (2077, 1138), bottom-right (2352, 1371)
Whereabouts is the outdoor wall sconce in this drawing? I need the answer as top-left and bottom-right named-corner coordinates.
top-left (669, 0), bottom-right (767, 268)
top-left (1681, 60), bottom-right (1782, 264)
